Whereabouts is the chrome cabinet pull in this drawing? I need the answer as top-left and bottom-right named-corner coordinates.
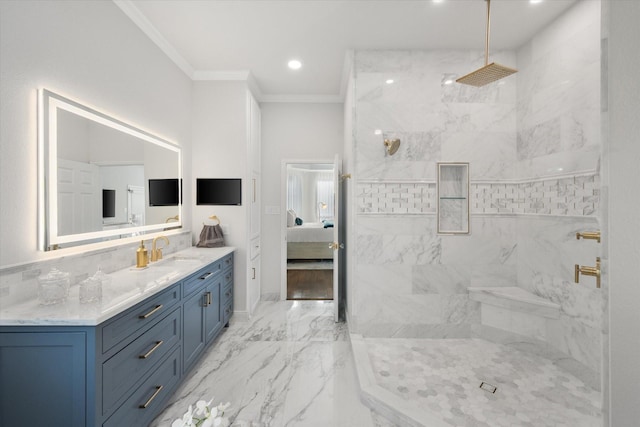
top-left (139, 385), bottom-right (163, 409)
top-left (139, 304), bottom-right (163, 319)
top-left (139, 340), bottom-right (164, 359)
top-left (207, 291), bottom-right (212, 306)
top-left (199, 272), bottom-right (213, 280)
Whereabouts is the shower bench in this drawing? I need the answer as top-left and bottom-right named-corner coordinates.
top-left (468, 286), bottom-right (560, 342)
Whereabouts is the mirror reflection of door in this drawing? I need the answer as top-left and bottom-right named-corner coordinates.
top-left (285, 163), bottom-right (335, 300)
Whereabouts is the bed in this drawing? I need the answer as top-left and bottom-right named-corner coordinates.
top-left (287, 222), bottom-right (333, 260)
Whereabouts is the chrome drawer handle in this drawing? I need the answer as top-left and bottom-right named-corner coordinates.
top-left (139, 340), bottom-right (164, 359)
top-left (203, 291), bottom-right (212, 306)
top-left (139, 385), bottom-right (163, 409)
top-left (199, 272), bottom-right (213, 280)
top-left (139, 304), bottom-right (163, 319)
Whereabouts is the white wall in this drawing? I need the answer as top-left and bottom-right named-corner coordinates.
top-left (260, 103), bottom-right (344, 297)
top-left (607, 1), bottom-right (640, 424)
top-left (191, 81), bottom-right (250, 313)
top-left (0, 0), bottom-right (192, 266)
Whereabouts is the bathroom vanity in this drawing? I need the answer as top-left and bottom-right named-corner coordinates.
top-left (0, 247), bottom-right (234, 427)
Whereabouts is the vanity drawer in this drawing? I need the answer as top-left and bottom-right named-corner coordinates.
top-left (223, 268), bottom-right (233, 289)
top-left (223, 300), bottom-right (233, 326)
top-left (183, 262), bottom-right (222, 297)
top-left (101, 284), bottom-right (180, 353)
top-left (102, 307), bottom-right (181, 415)
top-left (222, 253), bottom-right (233, 270)
top-left (222, 278), bottom-right (233, 305)
top-left (103, 345), bottom-right (181, 427)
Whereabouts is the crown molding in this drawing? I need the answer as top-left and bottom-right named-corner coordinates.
top-left (260, 94), bottom-right (343, 104)
top-left (113, 0), bottom-right (194, 79)
top-left (192, 70), bottom-right (251, 81)
top-left (114, 0), bottom-right (345, 104)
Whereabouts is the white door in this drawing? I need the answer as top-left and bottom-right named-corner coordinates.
top-left (57, 158), bottom-right (101, 236)
top-left (127, 185), bottom-right (145, 226)
top-left (332, 154), bottom-right (342, 322)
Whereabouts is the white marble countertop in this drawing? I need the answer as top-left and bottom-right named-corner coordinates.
top-left (0, 246), bottom-right (235, 327)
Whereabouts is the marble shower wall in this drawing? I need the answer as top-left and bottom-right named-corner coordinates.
top-left (352, 215), bottom-right (516, 338)
top-left (350, 49), bottom-right (518, 337)
top-left (354, 49), bottom-right (517, 182)
top-left (515, 0), bottom-right (602, 373)
top-left (516, 0), bottom-right (601, 179)
top-left (350, 1), bottom-right (602, 378)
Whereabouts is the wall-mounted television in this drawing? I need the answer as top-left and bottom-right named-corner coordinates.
top-left (197, 178), bottom-right (242, 206)
top-left (102, 189), bottom-right (115, 218)
top-left (148, 178), bottom-right (182, 206)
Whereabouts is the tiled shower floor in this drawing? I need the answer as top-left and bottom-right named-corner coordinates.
top-left (354, 337), bottom-right (602, 427)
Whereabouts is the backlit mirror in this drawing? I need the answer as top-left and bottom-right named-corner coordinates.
top-left (38, 89), bottom-right (182, 250)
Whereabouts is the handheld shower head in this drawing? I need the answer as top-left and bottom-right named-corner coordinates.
top-left (384, 138), bottom-right (401, 156)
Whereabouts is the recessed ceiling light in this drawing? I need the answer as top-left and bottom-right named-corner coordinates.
top-left (444, 79), bottom-right (454, 85)
top-left (386, 79), bottom-right (394, 84)
top-left (374, 129), bottom-right (382, 135)
top-left (288, 59), bottom-right (302, 70)
top-left (530, 0), bottom-right (543, 4)
top-left (433, 0), bottom-right (445, 3)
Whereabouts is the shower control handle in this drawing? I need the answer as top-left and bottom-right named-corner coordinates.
top-left (576, 231), bottom-right (601, 243)
top-left (575, 257), bottom-right (601, 288)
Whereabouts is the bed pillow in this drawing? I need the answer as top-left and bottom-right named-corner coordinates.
top-left (287, 209), bottom-right (297, 227)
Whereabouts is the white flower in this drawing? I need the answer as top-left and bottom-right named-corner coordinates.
top-left (172, 404), bottom-right (194, 427)
top-left (195, 400), bottom-right (208, 416)
top-left (174, 397), bottom-right (230, 427)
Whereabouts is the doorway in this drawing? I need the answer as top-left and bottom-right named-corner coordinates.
top-left (283, 161), bottom-right (335, 300)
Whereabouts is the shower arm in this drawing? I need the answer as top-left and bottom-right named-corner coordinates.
top-left (484, 0), bottom-right (491, 66)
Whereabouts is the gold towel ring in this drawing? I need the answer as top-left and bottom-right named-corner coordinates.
top-left (204, 215), bottom-right (220, 225)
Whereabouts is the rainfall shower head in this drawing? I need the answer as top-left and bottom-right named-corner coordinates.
top-left (384, 138), bottom-right (401, 156)
top-left (456, 0), bottom-right (517, 87)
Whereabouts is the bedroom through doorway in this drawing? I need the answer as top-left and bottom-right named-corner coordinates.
top-left (283, 162), bottom-right (335, 300)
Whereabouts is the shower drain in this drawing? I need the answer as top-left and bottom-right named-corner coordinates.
top-left (479, 381), bottom-right (497, 394)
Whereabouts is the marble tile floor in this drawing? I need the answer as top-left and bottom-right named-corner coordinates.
top-left (150, 301), bottom-right (382, 427)
top-left (353, 336), bottom-right (602, 427)
top-left (151, 300), bottom-right (602, 427)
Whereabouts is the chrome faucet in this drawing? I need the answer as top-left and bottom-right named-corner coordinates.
top-left (151, 236), bottom-right (170, 262)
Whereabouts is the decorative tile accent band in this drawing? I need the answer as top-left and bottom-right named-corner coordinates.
top-left (357, 174), bottom-right (599, 216)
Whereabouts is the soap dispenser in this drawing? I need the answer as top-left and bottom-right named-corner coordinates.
top-left (136, 240), bottom-right (148, 268)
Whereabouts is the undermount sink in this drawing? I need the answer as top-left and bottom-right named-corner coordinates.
top-left (149, 254), bottom-right (203, 268)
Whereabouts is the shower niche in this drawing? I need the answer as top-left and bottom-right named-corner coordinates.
top-left (437, 162), bottom-right (470, 234)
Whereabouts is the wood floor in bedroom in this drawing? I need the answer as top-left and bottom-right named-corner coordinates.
top-left (287, 266), bottom-right (333, 300)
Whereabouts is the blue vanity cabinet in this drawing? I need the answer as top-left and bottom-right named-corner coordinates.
top-left (222, 263), bottom-right (234, 326)
top-left (0, 251), bottom-right (234, 427)
top-left (0, 328), bottom-right (95, 427)
top-left (182, 254), bottom-right (233, 373)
